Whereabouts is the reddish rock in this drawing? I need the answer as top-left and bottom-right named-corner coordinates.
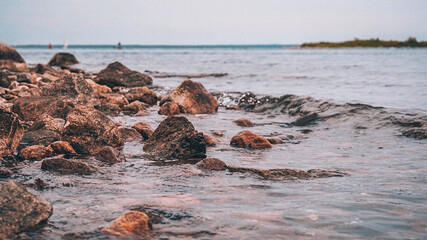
top-left (0, 109), bottom-right (24, 158)
top-left (234, 118), bottom-right (254, 127)
top-left (230, 131), bottom-right (272, 149)
top-left (125, 87), bottom-right (157, 106)
top-left (122, 100), bottom-right (148, 115)
top-left (132, 122), bottom-right (153, 140)
top-left (143, 116), bottom-right (206, 159)
top-left (119, 127), bottom-right (143, 142)
top-left (0, 69), bottom-right (32, 88)
top-left (0, 41), bottom-right (28, 72)
top-left (94, 146), bottom-right (126, 164)
top-left (212, 131), bottom-right (225, 137)
top-left (96, 62), bottom-right (152, 88)
top-left (196, 158), bottom-right (227, 170)
top-left (11, 96), bottom-right (73, 121)
top-left (41, 158), bottom-right (96, 175)
top-left (99, 93), bottom-right (128, 108)
top-left (267, 137), bottom-right (283, 144)
top-left (101, 211), bottom-right (151, 237)
top-left (18, 145), bottom-right (54, 161)
top-left (87, 79), bottom-right (112, 94)
top-left (160, 79), bottom-right (218, 114)
top-left (203, 134), bottom-right (218, 146)
top-left (158, 102), bottom-right (180, 116)
top-left (50, 141), bottom-right (77, 155)
top-left (29, 114), bottom-right (65, 133)
top-left (48, 52), bottom-right (78, 66)
top-left (61, 106), bottom-right (124, 155)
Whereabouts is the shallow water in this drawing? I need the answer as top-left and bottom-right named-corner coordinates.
top-left (4, 48), bottom-right (427, 239)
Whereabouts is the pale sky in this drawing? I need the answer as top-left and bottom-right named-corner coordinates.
top-left (1, 0), bottom-right (426, 45)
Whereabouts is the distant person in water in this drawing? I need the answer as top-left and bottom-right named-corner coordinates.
top-left (118, 42), bottom-right (122, 50)
top-left (48, 43), bottom-right (52, 49)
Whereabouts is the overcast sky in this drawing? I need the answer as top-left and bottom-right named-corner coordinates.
top-left (1, 0), bottom-right (427, 45)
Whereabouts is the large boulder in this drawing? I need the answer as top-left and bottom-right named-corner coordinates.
top-left (0, 181), bottom-right (53, 239)
top-left (230, 131), bottom-right (272, 149)
top-left (125, 87), bottom-right (157, 106)
top-left (48, 52), bottom-right (79, 66)
top-left (11, 96), bottom-right (74, 121)
top-left (96, 62), bottom-right (152, 88)
top-left (0, 41), bottom-right (28, 72)
top-left (160, 79), bottom-right (218, 114)
top-left (0, 109), bottom-right (25, 158)
top-left (61, 106), bottom-right (124, 155)
top-left (143, 116), bottom-right (206, 159)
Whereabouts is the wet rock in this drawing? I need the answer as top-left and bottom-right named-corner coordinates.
top-left (158, 101), bottom-right (180, 116)
top-left (132, 122), bottom-right (154, 140)
top-left (41, 158), bottom-right (96, 175)
top-left (143, 116), bottom-right (206, 159)
top-left (122, 100), bottom-right (148, 115)
top-left (0, 69), bottom-right (32, 88)
top-left (119, 127), bottom-right (143, 142)
top-left (18, 130), bottom-right (61, 150)
top-left (234, 118), bottom-right (254, 127)
top-left (204, 134), bottom-right (218, 146)
top-left (292, 112), bottom-right (318, 126)
top-left (196, 158), bottom-right (227, 170)
top-left (0, 168), bottom-right (13, 178)
top-left (401, 128), bottom-right (427, 139)
top-left (29, 114), bottom-right (65, 133)
top-left (96, 62), bottom-right (152, 88)
top-left (11, 96), bottom-right (74, 121)
top-left (129, 207), bottom-right (163, 224)
top-left (307, 169), bottom-right (347, 178)
top-left (125, 86), bottom-right (157, 106)
top-left (48, 52), bottom-right (79, 66)
top-left (212, 131), bottom-right (225, 137)
top-left (0, 109), bottom-right (25, 158)
top-left (34, 178), bottom-right (47, 190)
top-left (101, 211), bottom-right (151, 237)
top-left (266, 137), bottom-right (283, 144)
top-left (227, 166), bottom-right (346, 180)
top-left (18, 145), bottom-right (54, 161)
top-left (50, 141), bottom-right (77, 155)
top-left (0, 41), bottom-right (28, 72)
top-left (0, 181), bottom-right (53, 239)
top-left (62, 106), bottom-right (124, 155)
top-left (230, 131), bottom-right (272, 149)
top-left (160, 79), bottom-right (219, 114)
top-left (94, 146), bottom-right (126, 164)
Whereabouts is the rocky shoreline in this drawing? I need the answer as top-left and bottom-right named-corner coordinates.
top-left (0, 41), bottom-right (426, 239)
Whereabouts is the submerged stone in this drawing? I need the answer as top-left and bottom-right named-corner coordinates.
top-left (41, 158), bottom-right (96, 175)
top-left (101, 211), bottom-right (151, 237)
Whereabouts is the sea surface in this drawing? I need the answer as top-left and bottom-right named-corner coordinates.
top-left (8, 47), bottom-right (427, 239)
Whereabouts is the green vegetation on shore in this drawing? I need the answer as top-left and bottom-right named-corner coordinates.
top-left (300, 37), bottom-right (427, 48)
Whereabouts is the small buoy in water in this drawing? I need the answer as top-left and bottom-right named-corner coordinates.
top-left (48, 43), bottom-right (52, 49)
top-left (118, 42), bottom-right (122, 50)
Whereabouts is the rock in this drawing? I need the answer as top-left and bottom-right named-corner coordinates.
top-left (125, 87), bottom-right (157, 106)
top-left (267, 137), bottom-right (283, 144)
top-left (0, 69), bottom-right (32, 88)
top-left (0, 41), bottom-right (28, 72)
top-left (132, 122), bottom-right (153, 140)
top-left (41, 158), bottom-right (96, 175)
top-left (48, 52), bottom-right (79, 66)
top-left (227, 166), bottom-right (311, 180)
top-left (230, 131), bottom-right (272, 149)
top-left (401, 128), bottom-right (427, 139)
top-left (50, 141), bottom-right (77, 155)
top-left (62, 106), bottom-right (124, 155)
top-left (122, 100), bottom-right (148, 115)
top-left (29, 114), bottom-right (65, 133)
top-left (203, 134), bottom-right (218, 146)
top-left (307, 169), bottom-right (347, 178)
top-left (96, 62), bottom-right (152, 88)
top-left (99, 93), bottom-right (128, 108)
top-left (0, 109), bottom-right (25, 158)
top-left (18, 130), bottom-right (61, 150)
top-left (0, 181), bottom-right (53, 239)
top-left (12, 96), bottom-right (73, 121)
top-left (119, 127), bottom-right (143, 142)
top-left (212, 131), bottom-right (225, 137)
top-left (158, 102), bottom-right (180, 116)
top-left (0, 168), bottom-right (13, 178)
top-left (234, 118), bottom-right (254, 127)
top-left (292, 113), bottom-right (318, 126)
top-left (30, 63), bottom-right (61, 76)
top-left (86, 79), bottom-right (112, 94)
top-left (160, 79), bottom-right (218, 114)
top-left (101, 211), bottom-right (151, 237)
top-left (143, 116), bottom-right (206, 159)
top-left (196, 158), bottom-right (227, 170)
top-left (18, 145), bottom-right (54, 161)
top-left (94, 146), bottom-right (126, 164)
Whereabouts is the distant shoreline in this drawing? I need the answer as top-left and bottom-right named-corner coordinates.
top-left (13, 44), bottom-right (297, 49)
top-left (300, 37), bottom-right (427, 48)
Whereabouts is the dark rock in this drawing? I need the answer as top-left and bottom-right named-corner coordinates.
top-left (292, 113), bottom-right (318, 126)
top-left (94, 146), bottom-right (126, 164)
top-left (96, 62), bottom-right (152, 88)
top-left (0, 41), bottom-right (28, 72)
top-left (234, 118), bottom-right (254, 127)
top-left (401, 128), bottom-right (427, 139)
top-left (48, 52), bottom-right (79, 66)
top-left (50, 141), bottom-right (77, 155)
top-left (0, 181), bottom-right (53, 239)
top-left (160, 79), bottom-right (218, 114)
top-left (158, 102), bottom-right (180, 116)
top-left (61, 106), bottom-right (124, 155)
top-left (119, 127), bottom-right (143, 142)
top-left (196, 158), bottom-right (227, 170)
top-left (30, 63), bottom-right (61, 76)
top-left (0, 109), bottom-right (25, 158)
top-left (41, 158), bottom-right (96, 175)
top-left (132, 122), bottom-right (153, 140)
top-left (0, 69), bottom-right (32, 88)
top-left (0, 168), bottom-right (13, 178)
top-left (230, 131), bottom-right (272, 149)
top-left (12, 96), bottom-right (74, 121)
top-left (125, 87), bottom-right (157, 106)
top-left (18, 130), bottom-right (61, 150)
top-left (143, 116), bottom-right (206, 159)
top-left (227, 166), bottom-right (311, 180)
top-left (307, 169), bottom-right (347, 178)
top-left (34, 178), bottom-right (47, 190)
top-left (18, 145), bottom-right (54, 161)
top-left (101, 211), bottom-right (151, 237)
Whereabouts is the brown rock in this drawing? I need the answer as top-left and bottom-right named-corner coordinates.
top-left (0, 168), bottom-right (13, 178)
top-left (0, 109), bottom-right (25, 158)
top-left (158, 102), bottom-right (180, 116)
top-left (29, 114), bottom-right (65, 133)
top-left (99, 93), bottom-right (128, 108)
top-left (204, 134), bottom-right (218, 146)
top-left (0, 41), bottom-right (28, 72)
top-left (267, 137), bottom-right (283, 144)
top-left (227, 166), bottom-right (311, 180)
top-left (122, 100), bottom-right (148, 115)
top-left (212, 131), bottom-right (225, 137)
top-left (18, 145), bottom-right (54, 161)
top-left (61, 106), bottom-right (124, 155)
top-left (50, 141), bottom-right (77, 155)
top-left (11, 96), bottom-right (73, 121)
top-left (132, 122), bottom-right (153, 140)
top-left (101, 211), bottom-right (151, 237)
top-left (87, 79), bottom-right (112, 94)
top-left (119, 127), bottom-right (143, 142)
top-left (0, 181), bottom-right (53, 239)
top-left (230, 131), bottom-right (272, 149)
top-left (234, 118), bottom-right (254, 127)
top-left (160, 79), bottom-right (218, 114)
top-left (143, 116), bottom-right (206, 159)
top-left (41, 158), bottom-right (96, 175)
top-left (48, 52), bottom-right (79, 66)
top-left (196, 158), bottom-right (227, 170)
top-left (96, 62), bottom-right (152, 88)
top-left (30, 63), bottom-right (61, 76)
top-left (125, 87), bottom-right (157, 106)
top-left (0, 69), bottom-right (32, 88)
top-left (18, 130), bottom-right (61, 150)
top-left (94, 146), bottom-right (126, 164)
